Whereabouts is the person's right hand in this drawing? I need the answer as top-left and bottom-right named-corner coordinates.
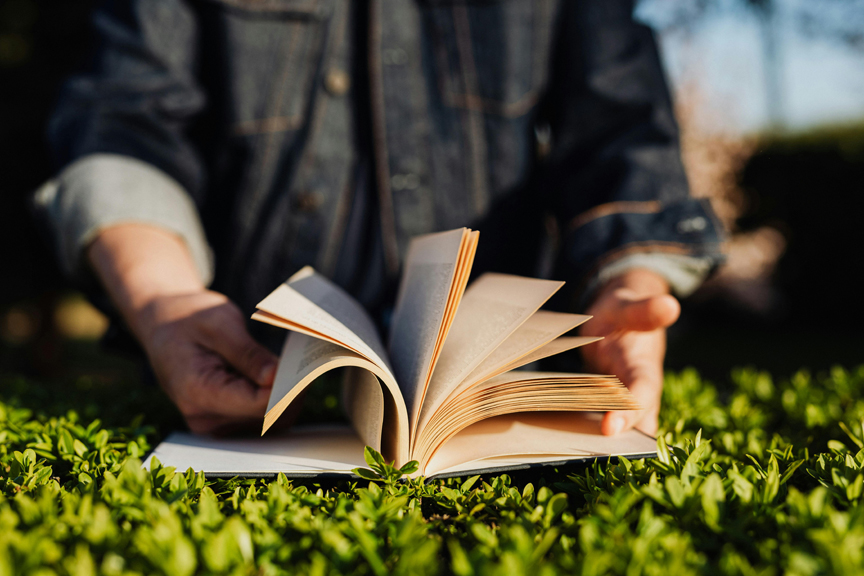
top-left (88, 224), bottom-right (278, 435)
top-left (136, 289), bottom-right (277, 434)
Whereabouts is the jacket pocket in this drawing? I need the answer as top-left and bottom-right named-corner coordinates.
top-left (420, 0), bottom-right (556, 118)
top-left (203, 0), bottom-right (330, 136)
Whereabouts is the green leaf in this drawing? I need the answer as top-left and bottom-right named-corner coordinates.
top-left (846, 474), bottom-right (863, 501)
top-left (470, 523), bottom-right (498, 548)
top-left (701, 473), bottom-right (725, 528)
top-left (364, 446), bottom-right (387, 468)
top-left (665, 476), bottom-right (687, 508)
top-left (656, 435), bottom-right (671, 465)
top-left (840, 421), bottom-right (864, 450)
top-left (763, 455), bottom-right (780, 503)
top-left (544, 493), bottom-right (568, 524)
top-left (59, 429), bottom-right (75, 455)
top-left (353, 467), bottom-right (382, 481)
top-left (447, 540), bottom-right (474, 576)
top-left (461, 475), bottom-right (480, 492)
top-left (73, 439), bottom-right (88, 458)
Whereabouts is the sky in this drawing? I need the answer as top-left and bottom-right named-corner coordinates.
top-left (635, 0), bottom-right (864, 136)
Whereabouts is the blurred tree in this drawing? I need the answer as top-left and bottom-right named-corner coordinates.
top-left (639, 0), bottom-right (864, 132)
top-left (745, 0), bottom-right (785, 130)
top-left (794, 0), bottom-right (864, 50)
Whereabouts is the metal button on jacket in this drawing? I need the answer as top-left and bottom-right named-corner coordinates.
top-left (293, 191), bottom-right (324, 212)
top-left (324, 69), bottom-right (350, 96)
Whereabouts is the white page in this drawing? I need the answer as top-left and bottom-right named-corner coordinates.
top-left (414, 274), bottom-right (562, 446)
top-left (455, 311), bottom-right (593, 393)
top-left (415, 371), bottom-right (635, 464)
top-left (342, 367), bottom-right (385, 453)
top-left (263, 332), bottom-right (411, 465)
top-left (287, 269), bottom-right (390, 371)
top-left (254, 267), bottom-right (391, 376)
top-left (424, 412), bottom-right (657, 477)
top-left (144, 424), bottom-right (366, 476)
top-left (266, 333), bottom-right (351, 417)
top-left (497, 336), bottom-right (603, 374)
top-left (387, 229), bottom-right (468, 440)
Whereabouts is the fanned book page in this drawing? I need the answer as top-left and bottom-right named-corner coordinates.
top-left (146, 228), bottom-right (655, 478)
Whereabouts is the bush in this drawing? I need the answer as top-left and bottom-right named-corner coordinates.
top-left (3, 366), bottom-right (864, 575)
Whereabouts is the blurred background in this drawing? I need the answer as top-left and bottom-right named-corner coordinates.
top-left (1, 0), bottom-right (863, 394)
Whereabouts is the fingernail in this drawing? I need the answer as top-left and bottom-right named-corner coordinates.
top-left (609, 415), bottom-right (625, 435)
top-left (258, 362), bottom-right (277, 385)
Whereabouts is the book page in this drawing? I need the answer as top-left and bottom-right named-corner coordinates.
top-left (145, 425), bottom-right (367, 477)
top-left (423, 412), bottom-right (657, 477)
top-left (415, 371), bottom-right (637, 466)
top-left (454, 311), bottom-right (594, 394)
top-left (342, 367), bottom-right (384, 453)
top-left (253, 267), bottom-right (392, 376)
top-left (264, 332), bottom-right (410, 465)
top-left (287, 270), bottom-right (390, 371)
top-left (443, 335), bottom-right (604, 406)
top-left (414, 274), bottom-right (563, 447)
top-left (497, 336), bottom-right (602, 373)
top-left (387, 228), bottom-right (478, 444)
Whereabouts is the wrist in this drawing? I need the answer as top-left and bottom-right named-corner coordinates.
top-left (596, 268), bottom-right (670, 300)
top-left (87, 224), bottom-right (206, 339)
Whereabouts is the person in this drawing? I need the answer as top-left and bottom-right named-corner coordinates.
top-left (33, 0), bottom-right (723, 438)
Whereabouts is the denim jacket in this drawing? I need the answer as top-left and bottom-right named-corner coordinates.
top-left (34, 0), bottom-right (724, 318)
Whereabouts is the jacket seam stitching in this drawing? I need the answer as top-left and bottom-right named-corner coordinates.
top-left (232, 114), bottom-right (303, 135)
top-left (568, 200), bottom-right (663, 233)
top-left (452, 4), bottom-right (489, 214)
top-left (369, 0), bottom-right (399, 274)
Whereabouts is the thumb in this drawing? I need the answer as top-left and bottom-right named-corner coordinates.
top-left (208, 324), bottom-right (278, 387)
top-left (600, 367), bottom-right (662, 436)
top-left (615, 294), bottom-right (680, 332)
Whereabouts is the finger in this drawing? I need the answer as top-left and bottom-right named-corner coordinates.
top-left (615, 294), bottom-right (680, 332)
top-left (184, 365), bottom-right (272, 419)
top-left (191, 381), bottom-right (308, 436)
top-left (205, 322), bottom-right (278, 387)
top-left (601, 372), bottom-right (661, 436)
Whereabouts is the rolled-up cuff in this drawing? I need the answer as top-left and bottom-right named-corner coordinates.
top-left (32, 154), bottom-right (214, 285)
top-left (583, 252), bottom-right (715, 304)
top-left (559, 198), bottom-right (725, 309)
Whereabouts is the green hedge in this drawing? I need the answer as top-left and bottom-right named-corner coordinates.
top-left (3, 366), bottom-right (864, 575)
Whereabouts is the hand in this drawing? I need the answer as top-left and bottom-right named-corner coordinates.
top-left (579, 269), bottom-right (680, 436)
top-left (136, 290), bottom-right (277, 434)
top-left (88, 225), bottom-right (278, 434)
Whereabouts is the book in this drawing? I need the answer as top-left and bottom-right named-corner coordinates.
top-left (146, 228), bottom-right (657, 478)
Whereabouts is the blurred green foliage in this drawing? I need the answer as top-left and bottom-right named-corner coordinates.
top-left (3, 365), bottom-right (864, 574)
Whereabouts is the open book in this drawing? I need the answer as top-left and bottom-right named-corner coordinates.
top-left (147, 228), bottom-right (656, 478)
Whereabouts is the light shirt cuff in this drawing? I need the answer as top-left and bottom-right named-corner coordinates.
top-left (585, 252), bottom-right (714, 302)
top-left (32, 154), bottom-right (214, 285)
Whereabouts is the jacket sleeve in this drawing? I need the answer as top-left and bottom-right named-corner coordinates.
top-left (34, 0), bottom-right (213, 283)
top-left (539, 0), bottom-right (724, 306)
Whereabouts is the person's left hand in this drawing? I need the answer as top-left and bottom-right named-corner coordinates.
top-left (579, 269), bottom-right (680, 436)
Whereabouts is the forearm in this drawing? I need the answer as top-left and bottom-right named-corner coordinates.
top-left (32, 154), bottom-right (214, 285)
top-left (87, 224), bottom-right (204, 342)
